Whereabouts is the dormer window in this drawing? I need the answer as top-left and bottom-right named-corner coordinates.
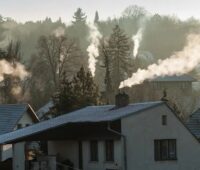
top-left (162, 115), bottom-right (167, 125)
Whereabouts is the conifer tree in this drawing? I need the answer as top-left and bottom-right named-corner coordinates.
top-left (108, 25), bottom-right (131, 92)
top-left (51, 67), bottom-right (99, 115)
top-left (94, 11), bottom-right (99, 23)
top-left (72, 8), bottom-right (87, 24)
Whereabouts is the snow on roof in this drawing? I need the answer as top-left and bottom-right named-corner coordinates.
top-left (0, 101), bottom-right (163, 144)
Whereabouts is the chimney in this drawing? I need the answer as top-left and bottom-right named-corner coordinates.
top-left (115, 92), bottom-right (129, 108)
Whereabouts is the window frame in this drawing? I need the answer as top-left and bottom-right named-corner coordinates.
top-left (105, 140), bottom-right (114, 162)
top-left (89, 140), bottom-right (98, 162)
top-left (154, 139), bottom-right (177, 161)
top-left (162, 115), bottom-right (167, 126)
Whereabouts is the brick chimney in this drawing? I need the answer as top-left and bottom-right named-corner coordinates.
top-left (115, 92), bottom-right (129, 108)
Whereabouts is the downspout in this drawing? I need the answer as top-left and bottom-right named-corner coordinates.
top-left (107, 122), bottom-right (127, 170)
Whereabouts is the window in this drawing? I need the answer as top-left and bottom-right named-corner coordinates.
top-left (90, 140), bottom-right (98, 161)
top-left (154, 139), bottom-right (177, 161)
top-left (17, 124), bottom-right (22, 129)
top-left (162, 115), bottom-right (167, 125)
top-left (105, 140), bottom-right (114, 162)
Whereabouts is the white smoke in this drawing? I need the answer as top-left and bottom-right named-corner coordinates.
top-left (0, 60), bottom-right (29, 82)
top-left (132, 17), bottom-right (148, 58)
top-left (87, 22), bottom-right (102, 77)
top-left (133, 28), bottom-right (143, 58)
top-left (120, 34), bottom-right (200, 88)
top-left (0, 60), bottom-right (29, 100)
top-left (53, 26), bottom-right (65, 37)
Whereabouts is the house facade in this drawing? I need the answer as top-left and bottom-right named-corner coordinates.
top-left (0, 98), bottom-right (200, 170)
top-left (0, 104), bottom-right (39, 168)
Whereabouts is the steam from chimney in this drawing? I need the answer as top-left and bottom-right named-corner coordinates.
top-left (120, 34), bottom-right (200, 88)
top-left (0, 60), bottom-right (29, 81)
top-left (87, 22), bottom-right (102, 77)
top-left (133, 28), bottom-right (143, 58)
top-left (53, 26), bottom-right (65, 37)
top-left (132, 17), bottom-right (148, 58)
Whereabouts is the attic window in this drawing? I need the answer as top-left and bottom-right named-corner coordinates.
top-left (17, 124), bottom-right (22, 129)
top-left (162, 115), bottom-right (167, 125)
top-left (26, 124), bottom-right (30, 127)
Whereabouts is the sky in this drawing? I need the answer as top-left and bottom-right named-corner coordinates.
top-left (0, 0), bottom-right (200, 23)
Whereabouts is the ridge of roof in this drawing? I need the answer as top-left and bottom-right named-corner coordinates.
top-left (0, 101), bottom-right (164, 144)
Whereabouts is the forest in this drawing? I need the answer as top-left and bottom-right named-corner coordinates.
top-left (0, 5), bottom-right (200, 118)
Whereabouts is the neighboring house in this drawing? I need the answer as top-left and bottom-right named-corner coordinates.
top-left (36, 100), bottom-right (54, 120)
top-left (0, 94), bottom-right (200, 170)
top-left (186, 108), bottom-right (200, 139)
top-left (127, 74), bottom-right (196, 101)
top-left (0, 104), bottom-right (39, 164)
top-left (126, 74), bottom-right (197, 118)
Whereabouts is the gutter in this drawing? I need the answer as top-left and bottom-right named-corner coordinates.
top-left (107, 122), bottom-right (127, 170)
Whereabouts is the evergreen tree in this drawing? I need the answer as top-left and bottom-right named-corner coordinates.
top-left (72, 8), bottom-right (87, 24)
top-left (99, 39), bottom-right (113, 104)
top-left (94, 11), bottom-right (99, 23)
top-left (108, 25), bottom-right (131, 92)
top-left (51, 67), bottom-right (99, 116)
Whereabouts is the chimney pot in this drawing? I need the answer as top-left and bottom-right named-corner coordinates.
top-left (115, 92), bottom-right (129, 108)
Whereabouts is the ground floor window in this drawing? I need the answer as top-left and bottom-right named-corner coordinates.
top-left (105, 140), bottom-right (114, 162)
top-left (154, 139), bottom-right (177, 161)
top-left (90, 140), bottom-right (98, 161)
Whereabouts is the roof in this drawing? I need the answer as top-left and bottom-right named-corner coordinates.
top-left (36, 101), bottom-right (54, 119)
top-left (0, 101), bottom-right (164, 144)
top-left (0, 104), bottom-right (38, 135)
top-left (186, 108), bottom-right (200, 138)
top-left (150, 75), bottom-right (196, 82)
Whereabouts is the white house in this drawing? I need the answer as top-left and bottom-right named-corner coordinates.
top-left (0, 104), bottom-right (39, 169)
top-left (0, 94), bottom-right (200, 170)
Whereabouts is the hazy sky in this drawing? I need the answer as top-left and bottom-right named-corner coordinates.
top-left (0, 0), bottom-right (199, 23)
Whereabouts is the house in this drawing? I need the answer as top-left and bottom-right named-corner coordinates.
top-left (125, 74), bottom-right (197, 118)
top-left (186, 108), bottom-right (200, 139)
top-left (0, 104), bottom-right (39, 168)
top-left (127, 74), bottom-right (196, 101)
top-left (36, 100), bottom-right (54, 120)
top-left (0, 94), bottom-right (200, 170)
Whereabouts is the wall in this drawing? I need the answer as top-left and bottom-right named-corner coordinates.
top-left (12, 111), bottom-right (35, 170)
top-left (13, 142), bottom-right (25, 170)
top-left (121, 104), bottom-right (200, 170)
top-left (48, 139), bottom-right (123, 170)
top-left (1, 144), bottom-right (12, 161)
top-left (48, 140), bottom-right (79, 169)
top-left (82, 140), bottom-right (123, 170)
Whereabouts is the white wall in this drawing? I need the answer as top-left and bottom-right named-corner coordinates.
top-left (1, 144), bottom-right (12, 161)
top-left (48, 139), bottom-right (123, 170)
top-left (121, 104), bottom-right (200, 170)
top-left (13, 142), bottom-right (25, 170)
top-left (11, 111), bottom-right (35, 170)
top-left (48, 140), bottom-right (79, 169)
top-left (14, 112), bottom-right (34, 130)
top-left (82, 140), bottom-right (123, 170)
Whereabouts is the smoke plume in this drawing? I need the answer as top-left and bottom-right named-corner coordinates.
top-left (0, 60), bottom-right (29, 81)
top-left (87, 22), bottom-right (102, 77)
top-left (132, 17), bottom-right (148, 58)
top-left (120, 34), bottom-right (200, 88)
top-left (53, 26), bottom-right (65, 37)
